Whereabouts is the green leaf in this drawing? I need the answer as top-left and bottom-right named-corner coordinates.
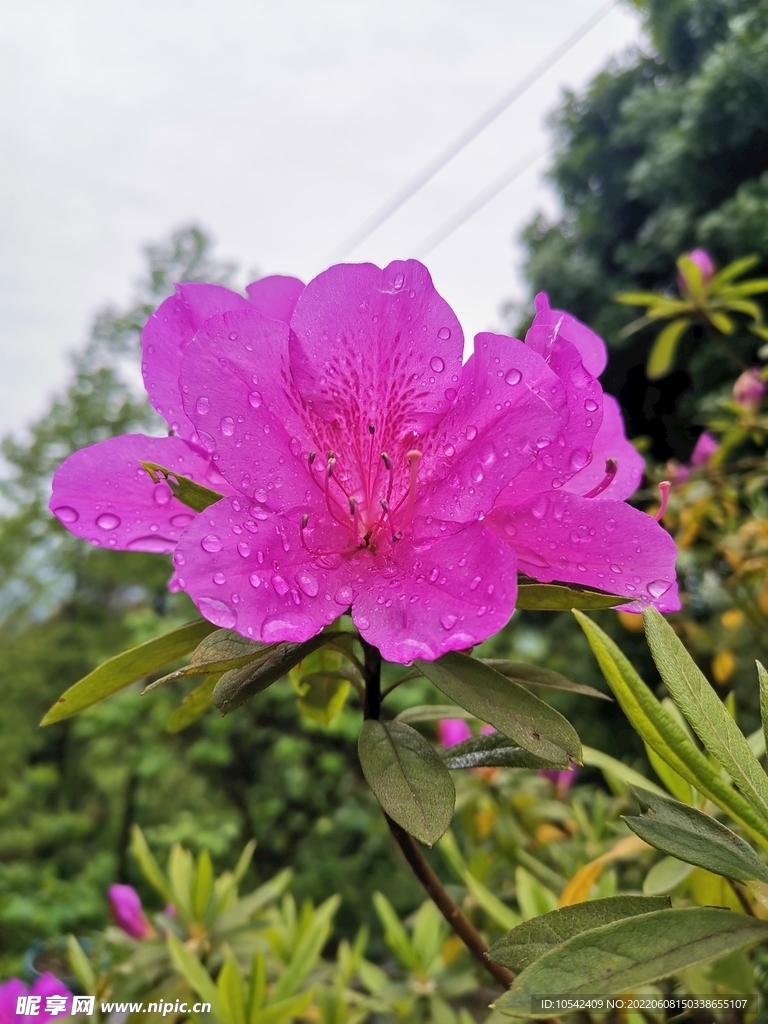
top-left (624, 787), bottom-right (768, 884)
top-left (41, 619), bottom-right (217, 724)
top-left (677, 255), bottom-right (706, 301)
top-left (515, 866), bottom-right (558, 921)
top-left (146, 628), bottom-right (268, 690)
top-left (218, 952), bottom-right (247, 1024)
top-left (272, 894), bottom-right (340, 1001)
top-left (416, 652), bottom-right (581, 764)
top-left (290, 646), bottom-right (354, 724)
top-left (168, 844), bottom-right (195, 922)
top-left (643, 607), bottom-right (768, 823)
top-left (67, 935), bottom-right (95, 995)
top-left (373, 891), bottom-right (419, 970)
top-left (707, 310), bottom-right (735, 334)
top-left (213, 868), bottom-right (293, 934)
top-left (462, 870), bottom-right (520, 931)
top-left (494, 908), bottom-right (768, 1016)
top-left (758, 662), bottom-right (768, 764)
top-left (711, 255), bottom-right (760, 288)
top-left (616, 291), bottom-right (671, 306)
top-left (167, 933), bottom-right (221, 1017)
top-left (643, 856), bottom-right (694, 896)
top-left (130, 825), bottom-right (174, 904)
top-left (441, 731), bottom-right (566, 771)
top-left (193, 849), bottom-right (215, 920)
top-left (140, 461), bottom-right (224, 512)
top-left (358, 719), bottom-right (455, 846)
top-left (515, 583), bottom-right (630, 610)
top-left (645, 743), bottom-right (693, 804)
top-left (396, 705), bottom-right (476, 725)
top-left (581, 745), bottom-right (666, 797)
top-left (167, 675), bottom-right (218, 733)
top-left (573, 611), bottom-right (768, 848)
top-left (213, 634), bottom-right (333, 714)
top-left (720, 278), bottom-right (768, 296)
top-left (480, 660), bottom-right (611, 701)
top-left (488, 895), bottom-right (670, 974)
top-left (647, 317), bottom-right (691, 379)
top-left (259, 992), bottom-right (314, 1024)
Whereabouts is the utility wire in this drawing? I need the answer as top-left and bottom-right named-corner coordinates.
top-left (411, 145), bottom-right (547, 258)
top-left (330, 0), bottom-right (616, 260)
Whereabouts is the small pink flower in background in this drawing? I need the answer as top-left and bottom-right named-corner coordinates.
top-left (732, 369), bottom-right (765, 410)
top-left (108, 883), bottom-right (152, 939)
top-left (0, 975), bottom-right (73, 1023)
top-left (437, 719), bottom-right (472, 747)
top-left (690, 431), bottom-right (719, 467)
top-left (678, 249), bottom-right (716, 291)
top-left (50, 261), bottom-right (678, 662)
top-left (538, 766), bottom-right (579, 796)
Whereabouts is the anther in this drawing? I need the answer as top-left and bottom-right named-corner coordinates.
top-left (301, 513), bottom-right (309, 529)
top-left (368, 424), bottom-right (375, 435)
top-left (349, 496), bottom-right (363, 546)
top-left (379, 498), bottom-right (390, 514)
top-left (308, 451), bottom-right (316, 465)
top-left (327, 455), bottom-right (336, 478)
top-left (381, 452), bottom-right (392, 470)
top-left (655, 481), bottom-right (671, 522)
top-left (583, 458), bottom-right (618, 499)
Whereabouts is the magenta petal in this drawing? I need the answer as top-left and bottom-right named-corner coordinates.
top-left (486, 491), bottom-right (679, 611)
top-left (350, 520), bottom-right (519, 662)
top-left (564, 395), bottom-right (644, 501)
top-left (49, 434), bottom-right (227, 553)
top-left (420, 332), bottom-right (567, 522)
top-left (288, 260), bottom-right (464, 433)
top-left (180, 308), bottom-right (314, 513)
top-left (31, 974), bottom-right (73, 1006)
top-left (529, 293), bottom-right (607, 378)
top-left (0, 979), bottom-right (27, 1024)
top-left (108, 884), bottom-right (151, 939)
top-left (245, 275), bottom-right (304, 324)
top-left (142, 283), bottom-right (252, 438)
top-left (437, 719), bottom-right (472, 746)
top-left (174, 495), bottom-right (351, 641)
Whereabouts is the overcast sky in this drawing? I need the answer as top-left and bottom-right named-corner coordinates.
top-left (1, 0), bottom-right (642, 439)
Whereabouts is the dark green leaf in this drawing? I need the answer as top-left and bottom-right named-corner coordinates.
top-left (144, 628), bottom-right (267, 690)
top-left (480, 660), bottom-right (611, 701)
top-left (416, 652), bottom-right (581, 764)
top-left (758, 661), bottom-right (768, 766)
top-left (396, 705), bottom-right (475, 725)
top-left (488, 895), bottom-right (671, 974)
top-left (643, 608), bottom-right (768, 822)
top-left (140, 461), bottom-right (224, 512)
top-left (624, 787), bottom-right (768, 884)
top-left (213, 634), bottom-right (332, 714)
top-left (442, 731), bottom-right (566, 771)
top-left (41, 619), bottom-right (217, 725)
top-left (358, 720), bottom-right (455, 846)
top-left (494, 909), bottom-right (768, 1017)
top-left (516, 583), bottom-right (631, 611)
top-left (167, 676), bottom-right (218, 734)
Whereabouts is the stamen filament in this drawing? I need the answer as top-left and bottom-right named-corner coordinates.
top-left (655, 481), bottom-right (671, 522)
top-left (583, 458), bottom-right (618, 499)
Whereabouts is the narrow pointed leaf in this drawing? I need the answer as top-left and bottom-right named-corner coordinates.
top-left (167, 676), bottom-right (218, 733)
top-left (645, 743), bottom-right (693, 804)
top-left (708, 310), bottom-right (735, 334)
top-left (140, 461), bottom-right (224, 512)
top-left (758, 662), bottom-right (768, 762)
top-left (720, 279), bottom-right (768, 296)
top-left (396, 705), bottom-right (475, 725)
top-left (416, 652), bottom-right (581, 764)
top-left (677, 255), bottom-right (705, 301)
top-left (213, 634), bottom-right (333, 714)
top-left (167, 933), bottom-right (221, 1017)
top-left (41, 619), bottom-right (217, 724)
top-left (488, 895), bottom-right (670, 974)
top-left (481, 660), bottom-right (611, 700)
top-left (573, 611), bottom-right (768, 847)
top-left (711, 255), bottom-right (760, 288)
top-left (624, 787), bottom-right (768, 884)
top-left (581, 745), bottom-right (666, 797)
top-left (441, 731), bottom-right (566, 771)
top-left (515, 583), bottom-right (630, 610)
top-left (494, 909), bottom-right (768, 1016)
top-left (130, 825), bottom-right (174, 904)
top-left (616, 291), bottom-right (672, 306)
top-left (217, 954), bottom-right (246, 1024)
top-left (272, 894), bottom-right (340, 1001)
top-left (643, 607), bottom-right (768, 823)
top-left (647, 318), bottom-right (691, 379)
top-left (145, 628), bottom-right (268, 690)
top-left (358, 720), bottom-right (455, 846)
top-left (643, 856), bottom-right (694, 896)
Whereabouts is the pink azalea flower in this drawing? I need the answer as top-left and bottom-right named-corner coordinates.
top-left (732, 368), bottom-right (765, 410)
top-left (0, 975), bottom-right (73, 1024)
top-left (108, 883), bottom-right (152, 939)
top-left (50, 262), bottom-right (678, 663)
top-left (678, 248), bottom-right (715, 291)
top-left (436, 719), bottom-right (472, 747)
top-left (689, 431), bottom-right (719, 467)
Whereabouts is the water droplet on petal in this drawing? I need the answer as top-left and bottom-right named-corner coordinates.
top-left (229, 331), bottom-right (238, 341)
top-left (444, 388), bottom-right (457, 402)
top-left (248, 573), bottom-right (261, 588)
top-left (272, 575), bottom-right (290, 597)
top-left (505, 368), bottom-right (522, 386)
top-left (440, 613), bottom-right (458, 630)
top-left (469, 576), bottom-right (481, 591)
top-left (335, 584), bottom-right (353, 606)
top-left (470, 464), bottom-right (484, 483)
top-left (296, 572), bottom-right (319, 597)
top-left (647, 579), bottom-right (672, 600)
top-left (393, 272), bottom-right (405, 290)
top-left (237, 542), bottom-right (251, 558)
top-left (201, 534), bottom-right (222, 553)
top-left (197, 596), bottom-right (237, 629)
top-left (213, 571), bottom-right (226, 585)
top-left (196, 396), bottom-right (210, 415)
top-left (429, 568), bottom-right (439, 582)
top-left (610, 563), bottom-right (622, 574)
top-left (585, 398), bottom-right (599, 413)
top-left (605, 519), bottom-right (616, 533)
top-left (248, 391), bottom-right (262, 409)
top-left (437, 327), bottom-right (451, 340)
top-left (153, 482), bottom-right (173, 505)
top-left (220, 416), bottom-right (235, 436)
top-left (569, 448), bottom-right (591, 471)
top-left (430, 356), bottom-right (445, 373)
top-left (54, 506), bottom-right (79, 523)
top-left (536, 436), bottom-right (551, 449)
top-left (96, 513), bottom-right (121, 531)
top-left (466, 425), bottom-right (478, 441)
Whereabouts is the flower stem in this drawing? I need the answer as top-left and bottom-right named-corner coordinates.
top-left (359, 638), bottom-right (514, 989)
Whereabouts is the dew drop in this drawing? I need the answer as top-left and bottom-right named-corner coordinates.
top-left (248, 573), bottom-right (261, 588)
top-left (466, 425), bottom-right (478, 441)
top-left (605, 519), bottom-right (617, 533)
top-left (197, 597), bottom-right (237, 629)
top-left (248, 391), bottom-right (262, 409)
top-left (335, 584), bottom-right (353, 606)
top-left (296, 572), bottom-right (319, 597)
top-left (476, 606), bottom-right (487, 617)
top-left (272, 575), bottom-right (290, 597)
top-left (127, 535), bottom-right (175, 552)
top-left (153, 481), bottom-right (172, 506)
top-left (196, 396), bottom-right (210, 415)
top-left (430, 356), bottom-right (445, 373)
top-left (585, 398), bottom-right (599, 413)
top-left (444, 388), bottom-right (457, 402)
top-left (610, 563), bottom-right (622, 574)
top-left (237, 542), bottom-right (251, 558)
top-left (393, 272), bottom-right (405, 290)
top-left (437, 327), bottom-right (451, 340)
top-left (220, 416), bottom-right (235, 436)
top-left (469, 575), bottom-right (481, 591)
top-left (96, 513), bottom-right (121, 531)
top-left (536, 436), bottom-right (551, 449)
top-left (213, 571), bottom-right (226, 585)
top-left (647, 579), bottom-right (672, 600)
top-left (201, 534), bottom-right (222, 553)
top-left (569, 447), bottom-right (591, 471)
top-left (505, 368), bottom-right (522, 386)
top-left (429, 567), bottom-right (440, 582)
top-left (470, 464), bottom-right (484, 483)
top-left (229, 331), bottom-right (238, 341)
top-left (54, 506), bottom-right (79, 523)
top-left (440, 613), bottom-right (458, 630)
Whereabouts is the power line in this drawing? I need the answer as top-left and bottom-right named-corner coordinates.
top-left (411, 145), bottom-right (547, 258)
top-left (329, 0), bottom-right (616, 260)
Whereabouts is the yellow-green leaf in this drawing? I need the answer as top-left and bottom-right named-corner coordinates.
top-left (647, 318), bottom-right (691, 379)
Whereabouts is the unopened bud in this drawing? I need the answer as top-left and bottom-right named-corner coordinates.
top-left (678, 248), bottom-right (715, 292)
top-left (732, 368), bottom-right (765, 411)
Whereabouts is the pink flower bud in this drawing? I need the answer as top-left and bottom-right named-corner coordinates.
top-left (436, 719), bottom-right (472, 747)
top-left (732, 369), bottom-right (765, 410)
top-left (108, 884), bottom-right (151, 940)
top-left (679, 248), bottom-right (715, 289)
top-left (538, 766), bottom-right (579, 793)
top-left (689, 431), bottom-right (719, 467)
